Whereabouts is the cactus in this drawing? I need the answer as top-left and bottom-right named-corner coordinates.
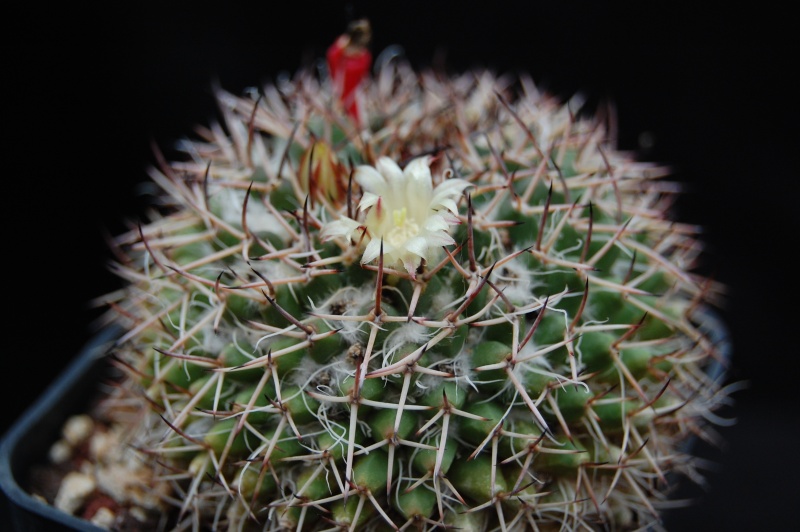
top-left (77, 23), bottom-right (732, 532)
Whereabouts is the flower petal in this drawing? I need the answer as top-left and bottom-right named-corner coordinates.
top-left (431, 179), bottom-right (471, 211)
top-left (358, 191), bottom-right (381, 211)
top-left (403, 156), bottom-right (433, 200)
top-left (362, 238), bottom-right (389, 264)
top-left (355, 165), bottom-right (388, 195)
top-left (436, 198), bottom-right (460, 215)
top-left (423, 214), bottom-right (450, 232)
top-left (404, 236), bottom-right (430, 260)
top-left (402, 258), bottom-right (419, 276)
top-left (424, 231), bottom-right (456, 247)
top-left (375, 157), bottom-right (405, 195)
top-left (319, 217), bottom-right (361, 241)
top-left (439, 211), bottom-right (461, 225)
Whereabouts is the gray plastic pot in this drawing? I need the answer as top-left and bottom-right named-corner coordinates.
top-left (0, 326), bottom-right (121, 531)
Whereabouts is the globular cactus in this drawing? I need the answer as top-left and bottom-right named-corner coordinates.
top-left (86, 27), bottom-right (731, 532)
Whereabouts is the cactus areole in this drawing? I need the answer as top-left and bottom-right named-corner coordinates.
top-left (43, 24), bottom-right (733, 532)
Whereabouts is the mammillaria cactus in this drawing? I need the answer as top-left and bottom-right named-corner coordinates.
top-left (50, 19), bottom-right (731, 531)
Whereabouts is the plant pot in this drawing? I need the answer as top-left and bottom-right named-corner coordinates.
top-left (0, 326), bottom-right (122, 532)
top-left (1, 307), bottom-right (731, 531)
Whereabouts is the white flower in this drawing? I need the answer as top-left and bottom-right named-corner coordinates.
top-left (320, 156), bottom-right (471, 275)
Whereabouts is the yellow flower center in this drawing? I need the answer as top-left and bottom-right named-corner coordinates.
top-left (386, 207), bottom-right (419, 247)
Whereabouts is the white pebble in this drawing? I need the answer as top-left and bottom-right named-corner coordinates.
top-left (54, 471), bottom-right (96, 515)
top-left (90, 506), bottom-right (116, 529)
top-left (48, 440), bottom-right (72, 464)
top-left (62, 415), bottom-right (94, 447)
top-left (89, 429), bottom-right (118, 463)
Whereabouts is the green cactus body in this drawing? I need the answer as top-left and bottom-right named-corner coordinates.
top-left (93, 44), bottom-right (731, 532)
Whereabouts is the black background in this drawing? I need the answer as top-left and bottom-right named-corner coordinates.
top-left (5, 2), bottom-right (797, 530)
